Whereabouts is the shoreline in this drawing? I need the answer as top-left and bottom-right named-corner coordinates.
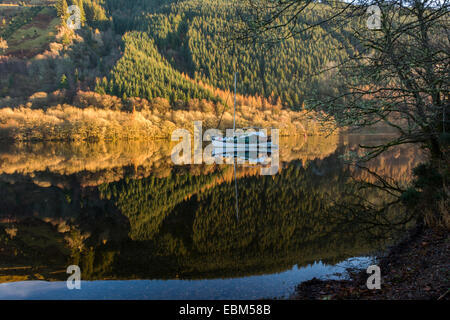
top-left (0, 103), bottom-right (333, 142)
top-left (292, 225), bottom-right (449, 300)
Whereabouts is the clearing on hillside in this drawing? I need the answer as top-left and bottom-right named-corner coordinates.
top-left (0, 6), bottom-right (59, 58)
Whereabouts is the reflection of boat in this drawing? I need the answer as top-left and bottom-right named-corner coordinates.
top-left (212, 149), bottom-right (272, 164)
top-left (212, 72), bottom-right (278, 150)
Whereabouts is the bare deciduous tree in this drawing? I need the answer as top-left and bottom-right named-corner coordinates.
top-left (235, 0), bottom-right (449, 159)
top-left (234, 0), bottom-right (449, 227)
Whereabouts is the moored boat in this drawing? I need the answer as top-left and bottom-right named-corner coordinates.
top-left (212, 73), bottom-right (278, 151)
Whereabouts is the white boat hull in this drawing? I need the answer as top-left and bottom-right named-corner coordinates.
top-left (212, 141), bottom-right (278, 150)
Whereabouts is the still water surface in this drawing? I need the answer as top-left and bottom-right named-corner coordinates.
top-left (0, 134), bottom-right (420, 299)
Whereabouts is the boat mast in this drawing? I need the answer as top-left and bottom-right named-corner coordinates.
top-left (233, 72), bottom-right (239, 220)
top-left (233, 72), bottom-right (237, 133)
top-left (233, 157), bottom-right (239, 221)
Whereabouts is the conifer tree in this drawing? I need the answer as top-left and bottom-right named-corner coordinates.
top-left (56, 0), bottom-right (69, 20)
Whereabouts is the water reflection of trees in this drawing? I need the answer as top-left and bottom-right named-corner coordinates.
top-left (0, 136), bottom-right (422, 281)
top-left (333, 141), bottom-right (424, 239)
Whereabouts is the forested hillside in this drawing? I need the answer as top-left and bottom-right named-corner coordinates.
top-left (0, 0), bottom-right (356, 141)
top-left (101, 31), bottom-right (217, 103)
top-left (101, 0), bottom-right (356, 107)
top-left (1, 0), bottom-right (356, 107)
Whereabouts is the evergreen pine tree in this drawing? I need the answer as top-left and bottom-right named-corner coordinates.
top-left (56, 0), bottom-right (69, 19)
